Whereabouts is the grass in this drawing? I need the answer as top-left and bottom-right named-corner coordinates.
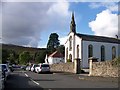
top-left (111, 57), bottom-right (120, 67)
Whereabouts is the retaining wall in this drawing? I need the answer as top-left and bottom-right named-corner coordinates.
top-left (50, 62), bottom-right (74, 73)
top-left (90, 60), bottom-right (119, 77)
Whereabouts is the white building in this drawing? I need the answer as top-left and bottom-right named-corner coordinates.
top-left (65, 13), bottom-right (120, 68)
top-left (45, 51), bottom-right (64, 64)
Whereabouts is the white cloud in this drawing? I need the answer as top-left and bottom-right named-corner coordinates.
top-left (37, 44), bottom-right (46, 48)
top-left (89, 9), bottom-right (118, 38)
top-left (89, 2), bottom-right (118, 12)
top-left (47, 1), bottom-right (70, 17)
top-left (59, 36), bottom-right (68, 45)
top-left (2, 2), bottom-right (71, 47)
top-left (118, 14), bottom-right (120, 38)
top-left (2, 0), bottom-right (69, 2)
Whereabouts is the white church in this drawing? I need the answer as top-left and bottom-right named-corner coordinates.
top-left (65, 13), bottom-right (120, 68)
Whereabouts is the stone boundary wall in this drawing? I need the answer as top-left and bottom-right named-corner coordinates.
top-left (90, 60), bottom-right (119, 77)
top-left (50, 62), bottom-right (74, 73)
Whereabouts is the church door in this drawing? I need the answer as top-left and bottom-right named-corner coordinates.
top-left (69, 54), bottom-right (72, 62)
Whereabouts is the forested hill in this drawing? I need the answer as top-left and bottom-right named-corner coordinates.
top-left (2, 43), bottom-right (46, 54)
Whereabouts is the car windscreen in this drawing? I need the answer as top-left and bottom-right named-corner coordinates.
top-left (35, 65), bottom-right (39, 67)
top-left (41, 64), bottom-right (49, 67)
top-left (2, 65), bottom-right (7, 69)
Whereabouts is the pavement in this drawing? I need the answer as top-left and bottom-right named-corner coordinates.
top-left (52, 69), bottom-right (118, 83)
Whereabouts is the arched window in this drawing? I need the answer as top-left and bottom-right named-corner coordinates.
top-left (66, 48), bottom-right (68, 61)
top-left (101, 45), bottom-right (105, 61)
top-left (112, 46), bottom-right (116, 59)
top-left (77, 45), bottom-right (79, 58)
top-left (69, 54), bottom-right (72, 62)
top-left (88, 44), bottom-right (93, 58)
top-left (69, 36), bottom-right (72, 51)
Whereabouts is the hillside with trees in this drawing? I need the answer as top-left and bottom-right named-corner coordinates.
top-left (1, 33), bottom-right (65, 65)
top-left (1, 43), bottom-right (46, 65)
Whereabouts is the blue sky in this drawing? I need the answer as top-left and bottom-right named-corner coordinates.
top-left (1, 1), bottom-right (119, 48)
top-left (39, 2), bottom-right (118, 48)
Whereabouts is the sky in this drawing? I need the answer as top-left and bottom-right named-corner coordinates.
top-left (0, 0), bottom-right (119, 48)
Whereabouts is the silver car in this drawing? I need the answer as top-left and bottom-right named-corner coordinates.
top-left (0, 65), bottom-right (5, 90)
top-left (35, 64), bottom-right (50, 73)
top-left (0, 64), bottom-right (10, 78)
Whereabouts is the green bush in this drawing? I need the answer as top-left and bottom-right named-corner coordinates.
top-left (112, 57), bottom-right (120, 67)
top-left (67, 59), bottom-right (72, 62)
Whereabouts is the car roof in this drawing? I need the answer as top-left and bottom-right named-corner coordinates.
top-left (0, 64), bottom-right (7, 65)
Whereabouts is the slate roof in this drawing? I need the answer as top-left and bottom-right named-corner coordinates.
top-left (49, 51), bottom-right (63, 58)
top-left (76, 33), bottom-right (120, 44)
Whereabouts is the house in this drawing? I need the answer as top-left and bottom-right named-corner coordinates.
top-left (65, 13), bottom-right (120, 68)
top-left (45, 51), bottom-right (64, 64)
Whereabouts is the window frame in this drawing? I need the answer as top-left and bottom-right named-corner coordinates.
top-left (77, 45), bottom-right (79, 58)
top-left (88, 44), bottom-right (93, 58)
top-left (69, 36), bottom-right (72, 51)
top-left (112, 46), bottom-right (116, 60)
top-left (101, 45), bottom-right (105, 61)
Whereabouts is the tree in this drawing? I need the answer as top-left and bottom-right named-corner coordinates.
top-left (19, 51), bottom-right (31, 65)
top-left (35, 50), bottom-right (46, 63)
top-left (2, 49), bottom-right (9, 63)
top-left (8, 50), bottom-right (18, 64)
top-left (47, 33), bottom-right (60, 54)
top-left (57, 45), bottom-right (65, 57)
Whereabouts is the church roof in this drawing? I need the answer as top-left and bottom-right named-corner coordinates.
top-left (76, 33), bottom-right (120, 44)
top-left (48, 51), bottom-right (63, 58)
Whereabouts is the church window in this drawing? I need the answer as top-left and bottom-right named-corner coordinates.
top-left (66, 48), bottom-right (68, 61)
top-left (77, 45), bottom-right (79, 58)
top-left (69, 54), bottom-right (72, 62)
top-left (112, 46), bottom-right (116, 59)
top-left (88, 44), bottom-right (93, 58)
top-left (69, 36), bottom-right (72, 51)
top-left (101, 45), bottom-right (105, 61)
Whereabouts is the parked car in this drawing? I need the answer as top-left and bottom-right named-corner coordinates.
top-left (12, 64), bottom-right (21, 69)
top-left (21, 65), bottom-right (27, 70)
top-left (0, 65), bottom-right (6, 90)
top-left (9, 65), bottom-right (14, 72)
top-left (25, 66), bottom-right (31, 71)
top-left (35, 64), bottom-right (50, 73)
top-left (31, 64), bottom-right (38, 72)
top-left (0, 64), bottom-right (10, 78)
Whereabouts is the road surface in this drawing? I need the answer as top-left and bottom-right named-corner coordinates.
top-left (4, 69), bottom-right (118, 90)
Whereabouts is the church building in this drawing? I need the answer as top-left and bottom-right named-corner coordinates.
top-left (65, 13), bottom-right (120, 68)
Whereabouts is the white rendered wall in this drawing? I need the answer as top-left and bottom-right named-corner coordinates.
top-left (52, 58), bottom-right (64, 64)
top-left (48, 57), bottom-right (64, 64)
top-left (65, 32), bottom-right (75, 62)
top-left (65, 36), bottom-right (69, 63)
top-left (74, 35), bottom-right (82, 59)
top-left (48, 57), bottom-right (53, 64)
top-left (82, 40), bottom-right (119, 68)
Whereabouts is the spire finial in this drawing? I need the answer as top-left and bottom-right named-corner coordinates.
top-left (70, 12), bottom-right (76, 33)
top-left (72, 12), bottom-right (74, 21)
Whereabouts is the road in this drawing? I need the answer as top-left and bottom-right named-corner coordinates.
top-left (4, 69), bottom-right (118, 90)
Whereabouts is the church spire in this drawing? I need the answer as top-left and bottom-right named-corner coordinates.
top-left (70, 12), bottom-right (76, 33)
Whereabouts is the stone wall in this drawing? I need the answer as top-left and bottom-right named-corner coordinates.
top-left (50, 62), bottom-right (74, 73)
top-left (89, 60), bottom-right (119, 77)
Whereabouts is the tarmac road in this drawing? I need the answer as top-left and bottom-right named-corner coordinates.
top-left (4, 69), bottom-right (118, 90)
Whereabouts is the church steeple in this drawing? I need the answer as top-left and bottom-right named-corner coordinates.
top-left (70, 12), bottom-right (76, 33)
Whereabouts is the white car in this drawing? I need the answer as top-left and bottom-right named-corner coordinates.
top-left (35, 64), bottom-right (50, 73)
top-left (0, 64), bottom-right (10, 78)
top-left (25, 66), bottom-right (31, 71)
top-left (31, 64), bottom-right (38, 72)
